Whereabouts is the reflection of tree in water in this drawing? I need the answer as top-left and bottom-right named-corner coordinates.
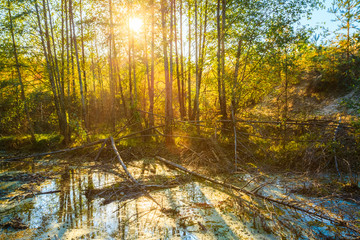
top-left (57, 167), bottom-right (93, 232)
top-left (86, 169), bottom-right (95, 237)
top-left (58, 166), bottom-right (71, 224)
top-left (77, 169), bottom-right (83, 228)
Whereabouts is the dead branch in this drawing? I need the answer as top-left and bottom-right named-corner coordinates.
top-left (155, 156), bottom-right (360, 234)
top-left (94, 138), bottom-right (108, 161)
top-left (110, 137), bottom-right (138, 184)
top-left (36, 190), bottom-right (61, 195)
top-left (110, 137), bottom-right (163, 209)
top-left (179, 142), bottom-right (208, 161)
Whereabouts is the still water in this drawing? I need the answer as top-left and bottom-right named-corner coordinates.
top-left (0, 158), bottom-right (359, 239)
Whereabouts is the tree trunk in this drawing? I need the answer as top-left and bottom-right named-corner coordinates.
top-left (35, 0), bottom-right (70, 144)
top-left (160, 0), bottom-right (174, 145)
top-left (8, 0), bottom-right (36, 143)
top-left (217, 0), bottom-right (227, 122)
top-left (220, 0), bottom-right (227, 120)
top-left (65, 0), bottom-right (70, 101)
top-left (128, 17), bottom-right (133, 112)
top-left (69, 0), bottom-right (87, 132)
top-left (149, 0), bottom-right (155, 127)
top-left (231, 38), bottom-right (242, 117)
top-left (187, 0), bottom-right (192, 120)
top-left (47, 0), bottom-right (69, 142)
top-left (192, 0), bottom-right (198, 122)
top-left (169, 0), bottom-right (174, 119)
top-left (80, 0), bottom-right (88, 129)
top-left (174, 0), bottom-right (184, 120)
top-left (180, 0), bottom-right (185, 118)
top-left (193, 0), bottom-right (208, 125)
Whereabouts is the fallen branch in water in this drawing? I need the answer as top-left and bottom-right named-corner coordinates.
top-left (36, 190), bottom-right (61, 195)
top-left (110, 137), bottom-right (163, 210)
top-left (155, 156), bottom-right (360, 235)
top-left (110, 137), bottom-right (138, 184)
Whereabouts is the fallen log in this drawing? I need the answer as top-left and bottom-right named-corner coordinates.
top-left (155, 156), bottom-right (360, 234)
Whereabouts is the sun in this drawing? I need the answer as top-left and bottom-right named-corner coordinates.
top-left (129, 17), bottom-right (143, 33)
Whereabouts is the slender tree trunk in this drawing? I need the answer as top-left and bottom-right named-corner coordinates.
top-left (70, 13), bottom-right (75, 98)
top-left (231, 38), bottom-right (242, 117)
top-left (160, 0), bottom-right (174, 145)
top-left (8, 0), bottom-right (36, 142)
top-left (60, 0), bottom-right (65, 102)
top-left (193, 0), bottom-right (208, 124)
top-left (132, 27), bottom-right (137, 108)
top-left (69, 0), bottom-right (87, 131)
top-left (128, 19), bottom-right (133, 111)
top-left (113, 51), bottom-right (127, 119)
top-left (115, 64), bottom-right (127, 118)
top-left (220, 0), bottom-right (227, 120)
top-left (180, 0), bottom-right (185, 118)
top-left (43, 0), bottom-right (69, 142)
top-left (109, 5), bottom-right (127, 119)
top-left (47, 0), bottom-right (69, 141)
top-left (108, 0), bottom-right (116, 130)
top-left (80, 0), bottom-right (88, 128)
top-left (187, 0), bottom-right (192, 120)
top-left (217, 0), bottom-right (227, 122)
top-left (35, 0), bottom-right (70, 144)
top-left (47, 0), bottom-right (61, 88)
top-left (174, 0), bottom-right (183, 120)
top-left (192, 0), bottom-right (198, 122)
top-left (149, 0), bottom-right (155, 127)
top-left (346, 2), bottom-right (351, 81)
top-left (169, 0), bottom-right (174, 120)
top-left (65, 0), bottom-right (70, 101)
top-left (216, 0), bottom-right (222, 118)
top-left (283, 48), bottom-right (288, 120)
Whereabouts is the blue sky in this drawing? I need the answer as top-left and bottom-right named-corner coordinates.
top-left (309, 1), bottom-right (335, 30)
top-left (301, 0), bottom-right (356, 43)
top-left (302, 0), bottom-right (336, 39)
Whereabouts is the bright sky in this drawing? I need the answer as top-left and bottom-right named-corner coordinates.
top-left (301, 0), bottom-right (356, 44)
top-left (301, 0), bottom-right (336, 42)
top-left (310, 3), bottom-right (335, 29)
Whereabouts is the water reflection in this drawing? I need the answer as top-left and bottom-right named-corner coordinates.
top-left (0, 160), bottom-right (359, 239)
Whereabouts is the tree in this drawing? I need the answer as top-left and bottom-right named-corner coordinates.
top-left (329, 0), bottom-right (359, 81)
top-left (7, 0), bottom-right (36, 142)
top-left (35, 0), bottom-right (70, 144)
top-left (160, 0), bottom-right (174, 145)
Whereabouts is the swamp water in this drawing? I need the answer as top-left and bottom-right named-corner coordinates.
top-left (0, 158), bottom-right (359, 239)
